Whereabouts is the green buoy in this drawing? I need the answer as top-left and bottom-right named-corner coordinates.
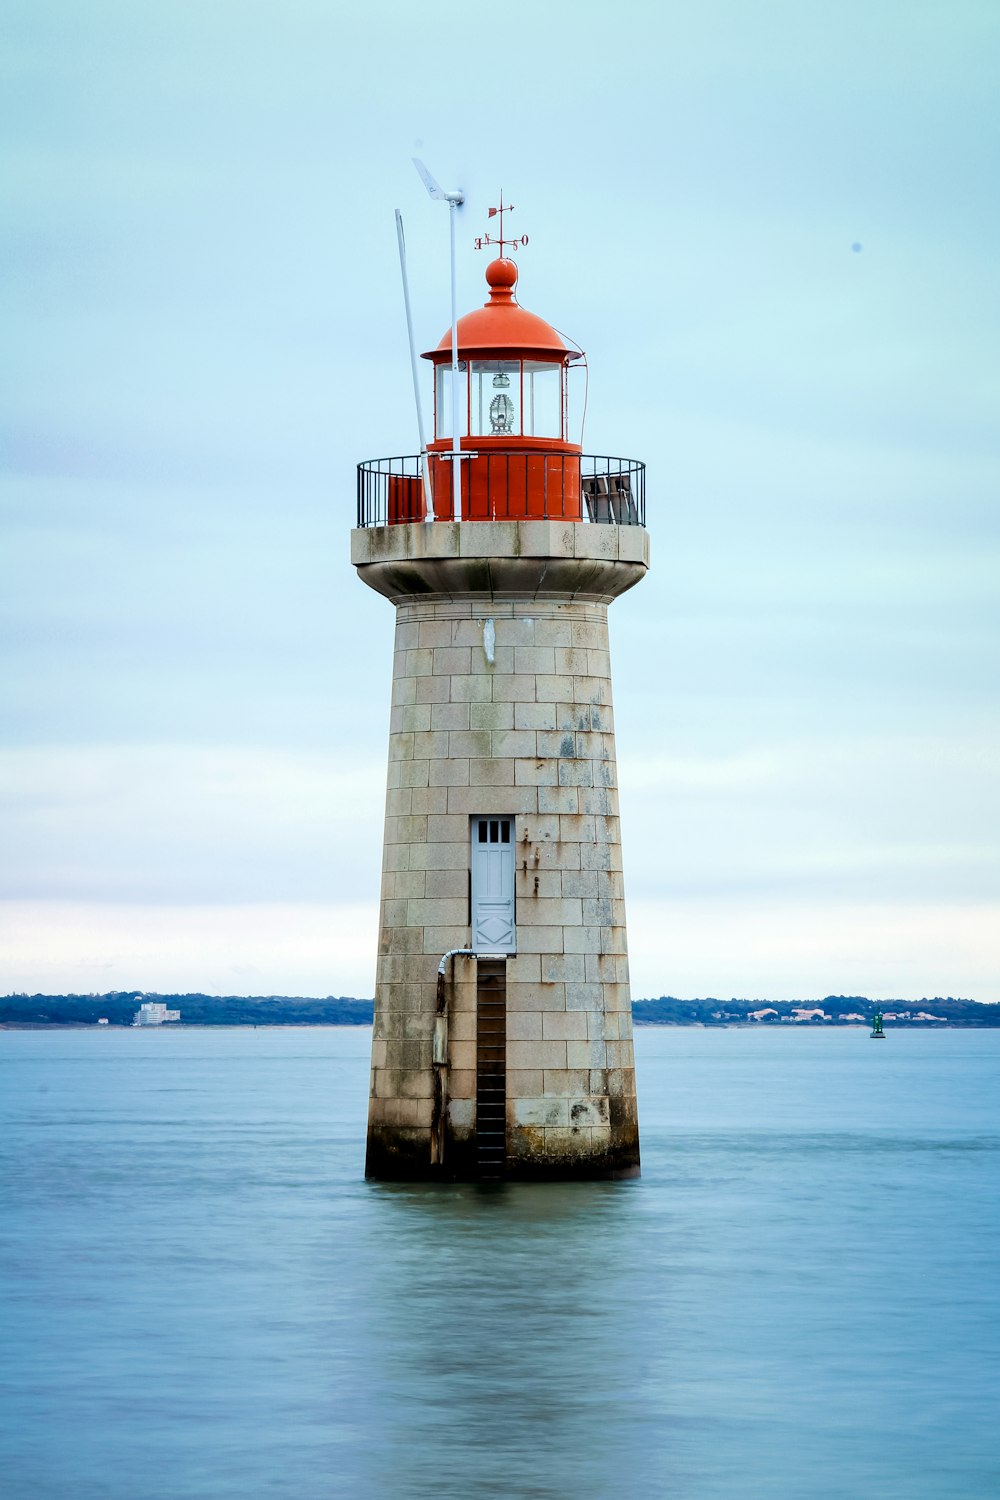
top-left (870, 1008), bottom-right (886, 1039)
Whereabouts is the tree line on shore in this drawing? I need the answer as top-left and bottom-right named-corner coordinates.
top-left (1, 992), bottom-right (996, 1027)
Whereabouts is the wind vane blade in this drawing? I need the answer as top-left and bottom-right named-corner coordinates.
top-left (412, 157), bottom-right (445, 201)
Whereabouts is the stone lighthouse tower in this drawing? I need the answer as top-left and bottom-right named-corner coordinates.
top-left (353, 214), bottom-right (648, 1180)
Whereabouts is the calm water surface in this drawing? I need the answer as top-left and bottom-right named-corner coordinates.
top-left (1, 1026), bottom-right (997, 1499)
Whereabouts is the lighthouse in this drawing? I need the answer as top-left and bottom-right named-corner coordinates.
top-left (353, 204), bottom-right (649, 1180)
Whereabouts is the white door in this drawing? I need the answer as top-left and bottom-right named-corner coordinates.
top-left (471, 817), bottom-right (516, 954)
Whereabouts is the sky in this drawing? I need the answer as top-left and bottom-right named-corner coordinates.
top-left (2, 0), bottom-right (998, 1001)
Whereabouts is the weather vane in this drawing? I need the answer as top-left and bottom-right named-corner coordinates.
top-left (474, 193), bottom-right (529, 257)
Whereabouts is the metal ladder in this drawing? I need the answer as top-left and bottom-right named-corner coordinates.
top-left (475, 959), bottom-right (507, 1180)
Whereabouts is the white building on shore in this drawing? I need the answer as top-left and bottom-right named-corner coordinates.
top-left (132, 1000), bottom-right (180, 1027)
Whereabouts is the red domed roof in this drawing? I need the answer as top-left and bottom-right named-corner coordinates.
top-left (422, 259), bottom-right (581, 363)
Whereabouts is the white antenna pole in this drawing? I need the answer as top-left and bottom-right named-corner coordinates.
top-left (413, 158), bottom-right (465, 524)
top-left (394, 210), bottom-right (434, 522)
top-left (447, 196), bottom-right (462, 522)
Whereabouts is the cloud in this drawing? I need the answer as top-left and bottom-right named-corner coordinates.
top-left (0, 746), bottom-right (385, 902)
top-left (626, 895), bottom-right (1000, 1004)
top-left (618, 734), bottom-right (1000, 902)
top-left (0, 899), bottom-right (378, 997)
top-left (3, 893), bottom-right (995, 1005)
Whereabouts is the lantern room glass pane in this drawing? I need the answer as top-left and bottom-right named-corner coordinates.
top-left (566, 361), bottom-right (586, 446)
top-left (435, 364), bottom-right (469, 439)
top-left (470, 361), bottom-right (519, 437)
top-left (523, 362), bottom-right (563, 438)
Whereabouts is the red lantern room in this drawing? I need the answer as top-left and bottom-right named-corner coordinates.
top-left (359, 196), bottom-right (644, 532)
top-left (423, 256), bottom-right (584, 521)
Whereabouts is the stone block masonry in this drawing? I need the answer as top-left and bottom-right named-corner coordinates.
top-left (356, 519), bottom-right (648, 1181)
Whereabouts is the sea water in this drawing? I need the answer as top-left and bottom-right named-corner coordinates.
top-left (0, 1025), bottom-right (997, 1499)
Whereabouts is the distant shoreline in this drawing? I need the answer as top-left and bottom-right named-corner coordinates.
top-left (3, 1021), bottom-right (998, 1032)
top-left (3, 993), bottom-right (997, 1029)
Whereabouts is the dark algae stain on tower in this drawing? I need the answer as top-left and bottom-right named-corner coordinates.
top-left (353, 207), bottom-right (649, 1179)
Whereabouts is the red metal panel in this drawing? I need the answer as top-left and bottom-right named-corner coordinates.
top-left (427, 450), bottom-right (582, 522)
top-left (386, 473), bottom-right (425, 525)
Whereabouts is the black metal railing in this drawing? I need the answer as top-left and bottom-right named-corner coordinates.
top-left (356, 452), bottom-right (646, 528)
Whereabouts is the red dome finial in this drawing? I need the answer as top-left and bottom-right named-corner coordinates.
top-left (485, 257), bottom-right (518, 303)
